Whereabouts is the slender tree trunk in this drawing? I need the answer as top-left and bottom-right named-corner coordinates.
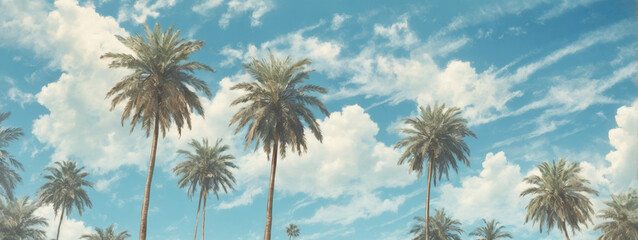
top-left (561, 221), bottom-right (570, 240)
top-left (55, 207), bottom-right (65, 240)
top-left (139, 114), bottom-right (160, 240)
top-left (264, 133), bottom-right (279, 240)
top-left (202, 193), bottom-right (207, 240)
top-left (425, 160), bottom-right (433, 240)
top-left (193, 190), bottom-right (204, 240)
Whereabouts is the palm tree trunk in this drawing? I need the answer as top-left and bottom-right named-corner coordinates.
top-left (561, 221), bottom-right (570, 240)
top-left (55, 207), bottom-right (65, 240)
top-left (139, 114), bottom-right (160, 240)
top-left (193, 190), bottom-right (204, 240)
top-left (202, 193), bottom-right (207, 240)
top-left (425, 160), bottom-right (433, 240)
top-left (264, 133), bottom-right (279, 240)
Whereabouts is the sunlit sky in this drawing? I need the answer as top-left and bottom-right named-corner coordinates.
top-left (0, 0), bottom-right (637, 239)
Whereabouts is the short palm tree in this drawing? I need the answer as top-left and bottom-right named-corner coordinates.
top-left (594, 188), bottom-right (638, 239)
top-left (395, 103), bottom-right (475, 240)
top-left (38, 160), bottom-right (93, 240)
top-left (229, 52), bottom-right (329, 240)
top-left (80, 224), bottom-right (131, 240)
top-left (0, 112), bottom-right (24, 199)
top-left (410, 208), bottom-right (464, 240)
top-left (469, 219), bottom-right (513, 240)
top-left (0, 196), bottom-right (48, 240)
top-left (173, 138), bottom-right (237, 240)
top-left (102, 23), bottom-right (213, 240)
top-left (285, 223), bottom-right (300, 240)
top-left (520, 158), bottom-right (598, 240)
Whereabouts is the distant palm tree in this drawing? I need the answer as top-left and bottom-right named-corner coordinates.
top-left (173, 138), bottom-right (237, 240)
top-left (38, 160), bottom-right (93, 240)
top-left (229, 52), bottom-right (329, 240)
top-left (285, 223), bottom-right (300, 240)
top-left (410, 208), bottom-right (464, 240)
top-left (520, 158), bottom-right (598, 240)
top-left (594, 188), bottom-right (638, 239)
top-left (80, 224), bottom-right (131, 240)
top-left (395, 103), bottom-right (476, 240)
top-left (469, 219), bottom-right (513, 240)
top-left (0, 196), bottom-right (48, 240)
top-left (101, 23), bottom-right (213, 240)
top-left (0, 112), bottom-right (24, 199)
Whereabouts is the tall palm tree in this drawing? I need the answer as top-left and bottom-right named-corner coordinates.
top-left (410, 208), bottom-right (464, 240)
top-left (229, 52), bottom-right (329, 240)
top-left (285, 223), bottom-right (300, 240)
top-left (38, 160), bottom-right (93, 240)
top-left (0, 196), bottom-right (48, 240)
top-left (0, 112), bottom-right (24, 200)
top-left (395, 103), bottom-right (476, 240)
top-left (173, 138), bottom-right (237, 240)
top-left (520, 158), bottom-right (598, 240)
top-left (594, 188), bottom-right (638, 239)
top-left (81, 224), bottom-right (131, 240)
top-left (101, 23), bottom-right (213, 240)
top-left (469, 219), bottom-right (513, 240)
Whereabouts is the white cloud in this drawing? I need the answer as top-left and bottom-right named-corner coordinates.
top-left (216, 186), bottom-right (263, 210)
top-left (117, 0), bottom-right (177, 24)
top-left (7, 87), bottom-right (36, 107)
top-left (508, 19), bottom-right (633, 84)
top-left (34, 204), bottom-right (94, 240)
top-left (435, 152), bottom-right (530, 226)
top-left (300, 191), bottom-right (417, 225)
top-left (441, 0), bottom-right (549, 34)
top-left (95, 171), bottom-right (124, 192)
top-left (219, 0), bottom-right (273, 28)
top-left (539, 0), bottom-right (602, 21)
top-left (192, 0), bottom-right (224, 15)
top-left (331, 13), bottom-right (351, 30)
top-left (374, 15), bottom-right (418, 49)
top-left (603, 99), bottom-right (638, 191)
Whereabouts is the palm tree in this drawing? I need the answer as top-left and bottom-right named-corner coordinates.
top-left (594, 188), bottom-right (638, 239)
top-left (101, 23), bottom-right (213, 240)
top-left (469, 219), bottom-right (513, 240)
top-left (173, 138), bottom-right (237, 240)
top-left (410, 208), bottom-right (464, 240)
top-left (38, 160), bottom-right (93, 240)
top-left (395, 103), bottom-right (476, 240)
top-left (0, 112), bottom-right (24, 200)
top-left (520, 158), bottom-right (598, 240)
top-left (0, 196), bottom-right (48, 240)
top-left (285, 223), bottom-right (300, 240)
top-left (229, 52), bottom-right (329, 240)
top-left (80, 224), bottom-right (131, 240)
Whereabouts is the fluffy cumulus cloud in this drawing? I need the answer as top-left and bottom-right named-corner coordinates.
top-left (373, 15), bottom-right (418, 49)
top-left (7, 87), bottom-right (36, 107)
top-left (219, 0), bottom-right (273, 28)
top-left (225, 105), bottom-right (417, 224)
top-left (34, 204), bottom-right (94, 239)
top-left (603, 99), bottom-right (638, 191)
top-left (435, 152), bottom-right (529, 226)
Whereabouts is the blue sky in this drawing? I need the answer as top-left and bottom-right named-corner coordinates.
top-left (0, 0), bottom-right (637, 239)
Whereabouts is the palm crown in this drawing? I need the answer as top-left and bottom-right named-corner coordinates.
top-left (520, 158), bottom-right (598, 239)
top-left (469, 219), bottom-right (513, 240)
top-left (0, 196), bottom-right (48, 240)
top-left (285, 223), bottom-right (300, 239)
top-left (81, 224), bottom-right (131, 240)
top-left (594, 188), bottom-right (638, 240)
top-left (0, 112), bottom-right (24, 199)
top-left (102, 23), bottom-right (213, 137)
top-left (410, 208), bottom-right (464, 240)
